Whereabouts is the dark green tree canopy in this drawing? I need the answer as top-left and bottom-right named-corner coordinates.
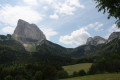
top-left (94, 0), bottom-right (120, 27)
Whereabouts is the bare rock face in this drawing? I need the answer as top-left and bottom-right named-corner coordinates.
top-left (86, 36), bottom-right (106, 45)
top-left (86, 37), bottom-right (93, 44)
top-left (107, 32), bottom-right (120, 43)
top-left (13, 19), bottom-right (46, 51)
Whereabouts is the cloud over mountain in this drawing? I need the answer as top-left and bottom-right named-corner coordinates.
top-left (59, 22), bottom-right (104, 46)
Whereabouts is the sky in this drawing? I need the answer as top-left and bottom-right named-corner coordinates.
top-left (0, 0), bottom-right (120, 48)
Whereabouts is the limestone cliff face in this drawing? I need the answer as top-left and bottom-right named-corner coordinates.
top-left (107, 32), bottom-right (120, 43)
top-left (86, 36), bottom-right (106, 45)
top-left (13, 19), bottom-right (46, 51)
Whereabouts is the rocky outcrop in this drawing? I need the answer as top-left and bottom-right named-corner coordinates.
top-left (86, 36), bottom-right (106, 45)
top-left (13, 19), bottom-right (46, 51)
top-left (107, 32), bottom-right (120, 43)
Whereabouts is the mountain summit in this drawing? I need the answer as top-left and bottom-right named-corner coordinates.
top-left (86, 36), bottom-right (106, 45)
top-left (13, 19), bottom-right (46, 51)
top-left (107, 32), bottom-right (120, 43)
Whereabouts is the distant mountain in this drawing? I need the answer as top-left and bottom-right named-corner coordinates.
top-left (107, 32), bottom-right (120, 43)
top-left (13, 19), bottom-right (46, 51)
top-left (69, 36), bottom-right (106, 58)
top-left (71, 33), bottom-right (120, 58)
top-left (86, 36), bottom-right (106, 45)
top-left (89, 37), bottom-right (120, 59)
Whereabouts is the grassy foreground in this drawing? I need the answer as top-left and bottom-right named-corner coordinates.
top-left (63, 63), bottom-right (92, 75)
top-left (59, 73), bottom-right (120, 80)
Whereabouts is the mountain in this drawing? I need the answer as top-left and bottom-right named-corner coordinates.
top-left (86, 36), bottom-right (106, 45)
top-left (91, 37), bottom-right (120, 58)
top-left (13, 19), bottom-right (46, 51)
top-left (107, 32), bottom-right (120, 43)
top-left (69, 36), bottom-right (106, 58)
top-left (71, 33), bottom-right (120, 59)
top-left (12, 19), bottom-right (120, 59)
top-left (1, 19), bottom-right (120, 64)
top-left (0, 24), bottom-right (120, 80)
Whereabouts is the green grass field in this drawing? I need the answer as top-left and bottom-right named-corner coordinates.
top-left (63, 63), bottom-right (92, 75)
top-left (59, 73), bottom-right (120, 80)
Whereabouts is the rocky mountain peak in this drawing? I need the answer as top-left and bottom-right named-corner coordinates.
top-left (86, 36), bottom-right (106, 45)
top-left (107, 32), bottom-right (120, 43)
top-left (87, 37), bottom-right (93, 42)
top-left (13, 19), bottom-right (46, 51)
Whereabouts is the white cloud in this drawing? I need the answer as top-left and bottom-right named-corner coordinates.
top-left (84, 22), bottom-right (103, 31)
top-left (95, 23), bottom-right (103, 31)
top-left (45, 0), bottom-right (54, 4)
top-left (59, 28), bottom-right (91, 45)
top-left (43, 0), bottom-right (84, 15)
top-left (23, 0), bottom-right (38, 6)
top-left (0, 5), bottom-right (44, 26)
top-left (66, 0), bottom-right (85, 8)
top-left (49, 13), bottom-right (59, 19)
top-left (43, 6), bottom-right (48, 10)
top-left (55, 3), bottom-right (76, 15)
top-left (2, 26), bottom-right (15, 34)
top-left (108, 24), bottom-right (120, 33)
top-left (0, 0), bottom-right (84, 28)
top-left (41, 27), bottom-right (58, 40)
top-left (59, 22), bottom-right (103, 45)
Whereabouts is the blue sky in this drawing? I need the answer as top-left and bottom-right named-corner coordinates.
top-left (0, 0), bottom-right (119, 48)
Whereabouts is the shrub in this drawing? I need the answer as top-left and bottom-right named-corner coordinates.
top-left (72, 71), bottom-right (78, 77)
top-left (58, 70), bottom-right (68, 79)
top-left (78, 69), bottom-right (86, 76)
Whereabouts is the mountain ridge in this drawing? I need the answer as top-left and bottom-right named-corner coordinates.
top-left (0, 19), bottom-right (120, 65)
top-left (11, 19), bottom-right (120, 58)
top-left (12, 19), bottom-right (120, 51)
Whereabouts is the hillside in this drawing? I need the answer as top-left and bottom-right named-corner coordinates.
top-left (0, 34), bottom-right (25, 51)
top-left (0, 35), bottom-right (29, 64)
top-left (36, 40), bottom-right (71, 56)
top-left (70, 44), bottom-right (103, 58)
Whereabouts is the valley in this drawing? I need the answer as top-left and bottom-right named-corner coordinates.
top-left (0, 0), bottom-right (120, 79)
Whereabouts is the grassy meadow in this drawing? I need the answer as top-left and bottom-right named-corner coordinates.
top-left (63, 63), bottom-right (92, 75)
top-left (59, 73), bottom-right (120, 80)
